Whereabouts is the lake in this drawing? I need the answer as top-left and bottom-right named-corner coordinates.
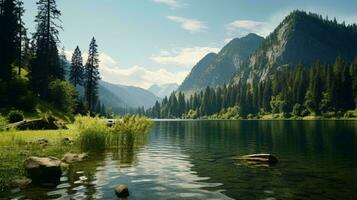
top-left (5, 120), bottom-right (357, 200)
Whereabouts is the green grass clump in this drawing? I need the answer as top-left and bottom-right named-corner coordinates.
top-left (75, 115), bottom-right (110, 151)
top-left (75, 115), bottom-right (153, 151)
top-left (110, 115), bottom-right (153, 148)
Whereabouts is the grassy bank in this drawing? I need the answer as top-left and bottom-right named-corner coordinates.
top-left (0, 115), bottom-right (153, 192)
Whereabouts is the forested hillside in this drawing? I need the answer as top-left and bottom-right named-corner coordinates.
top-left (178, 33), bottom-right (264, 92)
top-left (147, 11), bottom-right (357, 119)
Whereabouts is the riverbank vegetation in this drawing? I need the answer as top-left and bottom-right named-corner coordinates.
top-left (0, 115), bottom-right (153, 192)
top-left (147, 56), bottom-right (357, 120)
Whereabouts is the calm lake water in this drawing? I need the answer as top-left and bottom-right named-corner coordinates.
top-left (4, 120), bottom-right (357, 200)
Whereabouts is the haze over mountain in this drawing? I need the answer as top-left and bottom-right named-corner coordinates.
top-left (178, 33), bottom-right (264, 92)
top-left (148, 83), bottom-right (178, 98)
top-left (99, 81), bottom-right (160, 109)
top-left (232, 10), bottom-right (357, 83)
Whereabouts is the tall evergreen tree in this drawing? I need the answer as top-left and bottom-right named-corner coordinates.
top-left (0, 0), bottom-right (17, 81)
top-left (84, 37), bottom-right (101, 112)
top-left (30, 0), bottom-right (62, 97)
top-left (14, 0), bottom-right (26, 76)
top-left (70, 46), bottom-right (84, 87)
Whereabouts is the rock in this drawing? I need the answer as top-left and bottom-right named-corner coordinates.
top-left (6, 117), bottom-right (68, 130)
top-left (237, 154), bottom-right (278, 165)
top-left (24, 156), bottom-right (62, 184)
top-left (11, 176), bottom-right (32, 188)
top-left (61, 153), bottom-right (87, 163)
top-left (115, 184), bottom-right (129, 198)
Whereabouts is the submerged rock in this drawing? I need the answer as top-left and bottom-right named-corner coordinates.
top-left (237, 154), bottom-right (278, 165)
top-left (11, 176), bottom-right (32, 188)
top-left (61, 153), bottom-right (87, 163)
top-left (115, 184), bottom-right (129, 198)
top-left (24, 156), bottom-right (62, 184)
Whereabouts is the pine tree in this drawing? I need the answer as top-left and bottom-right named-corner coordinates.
top-left (14, 0), bottom-right (27, 76)
top-left (0, 0), bottom-right (17, 81)
top-left (70, 46), bottom-right (84, 87)
top-left (30, 0), bottom-right (62, 97)
top-left (84, 37), bottom-right (101, 112)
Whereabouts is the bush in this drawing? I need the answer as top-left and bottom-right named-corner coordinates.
top-left (49, 80), bottom-right (78, 114)
top-left (7, 110), bottom-right (24, 123)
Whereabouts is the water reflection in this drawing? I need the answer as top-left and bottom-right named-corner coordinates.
top-left (4, 120), bottom-right (357, 200)
top-left (157, 120), bottom-right (357, 200)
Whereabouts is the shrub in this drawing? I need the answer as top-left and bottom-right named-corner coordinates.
top-left (7, 110), bottom-right (24, 123)
top-left (49, 80), bottom-right (78, 114)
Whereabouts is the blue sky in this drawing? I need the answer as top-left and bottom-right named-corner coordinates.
top-left (23, 0), bottom-right (357, 88)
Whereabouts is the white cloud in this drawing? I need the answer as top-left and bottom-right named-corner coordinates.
top-left (152, 0), bottom-right (184, 9)
top-left (226, 20), bottom-right (271, 37)
top-left (167, 16), bottom-right (207, 33)
top-left (150, 46), bottom-right (220, 67)
top-left (65, 50), bottom-right (188, 89)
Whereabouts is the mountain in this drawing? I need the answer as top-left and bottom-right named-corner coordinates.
top-left (98, 81), bottom-right (160, 109)
top-left (148, 83), bottom-right (179, 98)
top-left (178, 33), bottom-right (264, 92)
top-left (232, 10), bottom-right (357, 83)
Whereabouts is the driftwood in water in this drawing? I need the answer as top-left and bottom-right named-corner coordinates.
top-left (236, 154), bottom-right (278, 165)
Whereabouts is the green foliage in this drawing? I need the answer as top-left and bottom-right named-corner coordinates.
top-left (183, 109), bottom-right (198, 119)
top-left (48, 80), bottom-right (78, 114)
top-left (7, 110), bottom-right (24, 123)
top-left (304, 90), bottom-right (315, 115)
top-left (292, 103), bottom-right (303, 117)
top-left (270, 94), bottom-right (285, 114)
top-left (0, 115), bottom-right (7, 131)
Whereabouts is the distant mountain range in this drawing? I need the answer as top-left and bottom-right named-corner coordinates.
top-left (98, 81), bottom-right (160, 109)
top-left (148, 83), bottom-right (179, 98)
top-left (178, 33), bottom-right (264, 92)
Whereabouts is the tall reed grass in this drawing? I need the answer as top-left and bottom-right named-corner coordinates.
top-left (75, 115), bottom-right (153, 151)
top-left (75, 115), bottom-right (109, 151)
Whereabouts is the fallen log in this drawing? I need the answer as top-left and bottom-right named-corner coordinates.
top-left (6, 117), bottom-right (68, 130)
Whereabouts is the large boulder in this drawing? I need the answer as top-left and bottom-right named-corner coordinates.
top-left (115, 184), bottom-right (130, 198)
top-left (6, 117), bottom-right (68, 130)
top-left (61, 153), bottom-right (87, 163)
top-left (237, 154), bottom-right (278, 165)
top-left (24, 156), bottom-right (62, 184)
